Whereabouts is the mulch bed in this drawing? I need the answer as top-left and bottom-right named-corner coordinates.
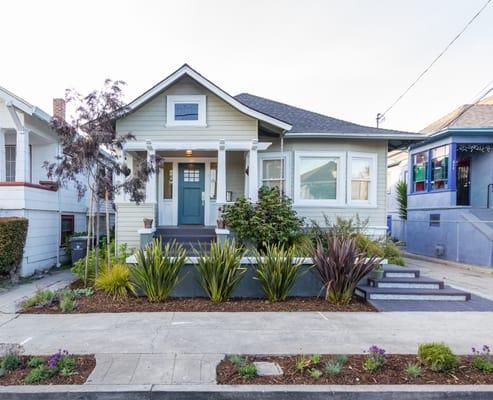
top-left (0, 355), bottom-right (95, 386)
top-left (217, 354), bottom-right (493, 385)
top-left (21, 280), bottom-right (374, 313)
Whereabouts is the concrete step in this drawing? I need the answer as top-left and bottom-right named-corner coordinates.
top-left (383, 266), bottom-right (420, 279)
top-left (355, 285), bottom-right (471, 301)
top-left (156, 227), bottom-right (216, 236)
top-left (368, 276), bottom-right (444, 290)
top-left (158, 235), bottom-right (216, 244)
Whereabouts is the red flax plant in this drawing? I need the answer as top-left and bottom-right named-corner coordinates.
top-left (312, 234), bottom-right (381, 305)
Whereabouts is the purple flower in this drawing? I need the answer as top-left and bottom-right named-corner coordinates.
top-left (368, 345), bottom-right (386, 356)
top-left (47, 349), bottom-right (69, 370)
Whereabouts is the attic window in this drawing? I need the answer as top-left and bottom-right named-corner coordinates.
top-left (166, 95), bottom-right (206, 127)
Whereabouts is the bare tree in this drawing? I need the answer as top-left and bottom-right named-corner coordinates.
top-left (45, 80), bottom-right (154, 286)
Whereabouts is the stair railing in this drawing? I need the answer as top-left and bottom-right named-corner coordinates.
top-left (488, 183), bottom-right (493, 209)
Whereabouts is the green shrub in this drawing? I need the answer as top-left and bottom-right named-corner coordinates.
top-left (195, 240), bottom-right (245, 302)
top-left (312, 235), bottom-right (380, 304)
top-left (96, 263), bottom-right (134, 298)
top-left (0, 217), bottom-right (28, 277)
top-left (381, 239), bottom-right (405, 266)
top-left (362, 346), bottom-right (386, 372)
top-left (23, 289), bottom-right (56, 309)
top-left (254, 245), bottom-right (303, 302)
top-left (295, 355), bottom-right (310, 372)
top-left (238, 363), bottom-right (257, 378)
top-left (396, 180), bottom-right (408, 220)
top-left (418, 343), bottom-right (458, 372)
top-left (405, 362), bottom-right (421, 378)
top-left (308, 215), bottom-right (368, 247)
top-left (335, 354), bottom-right (348, 366)
top-left (229, 355), bottom-right (245, 367)
top-left (57, 354), bottom-right (76, 376)
top-left (24, 365), bottom-right (53, 384)
top-left (27, 357), bottom-right (45, 369)
top-left (223, 186), bottom-right (304, 250)
top-left (59, 294), bottom-right (76, 313)
top-left (308, 368), bottom-right (322, 379)
top-left (1, 352), bottom-right (21, 370)
top-left (355, 233), bottom-right (384, 258)
top-left (324, 360), bottom-right (342, 375)
top-left (471, 345), bottom-right (493, 373)
top-left (131, 239), bottom-right (187, 302)
top-left (310, 353), bottom-right (321, 364)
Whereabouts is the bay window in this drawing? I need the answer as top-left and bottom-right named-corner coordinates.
top-left (411, 145), bottom-right (450, 193)
top-left (348, 153), bottom-right (376, 206)
top-left (259, 153), bottom-right (290, 194)
top-left (412, 152), bottom-right (428, 192)
top-left (431, 146), bottom-right (449, 190)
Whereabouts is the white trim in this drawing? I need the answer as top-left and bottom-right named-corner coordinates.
top-left (166, 95), bottom-right (207, 127)
top-left (258, 151), bottom-right (292, 197)
top-left (138, 227), bottom-right (156, 235)
top-left (347, 151), bottom-right (378, 208)
top-left (294, 151), bottom-right (346, 207)
top-left (124, 64), bottom-right (292, 131)
top-left (123, 140), bottom-right (271, 152)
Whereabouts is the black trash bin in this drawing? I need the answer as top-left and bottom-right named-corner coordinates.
top-left (70, 236), bottom-right (89, 264)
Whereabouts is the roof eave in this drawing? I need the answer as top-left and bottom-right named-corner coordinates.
top-left (284, 132), bottom-right (423, 140)
top-left (123, 65), bottom-right (292, 131)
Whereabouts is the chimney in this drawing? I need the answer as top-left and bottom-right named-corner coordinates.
top-left (53, 98), bottom-right (66, 120)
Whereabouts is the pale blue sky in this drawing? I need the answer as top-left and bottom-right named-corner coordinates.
top-left (1, 0), bottom-right (492, 132)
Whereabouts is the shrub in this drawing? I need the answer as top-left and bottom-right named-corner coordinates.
top-left (24, 365), bottom-right (53, 384)
top-left (96, 263), bottom-right (134, 298)
top-left (381, 239), bottom-right (405, 266)
top-left (229, 355), bottom-right (245, 367)
top-left (418, 343), bottom-right (458, 372)
top-left (335, 354), bottom-right (348, 366)
top-left (132, 239), bottom-right (187, 302)
top-left (312, 235), bottom-right (380, 304)
top-left (472, 345), bottom-right (493, 373)
top-left (27, 357), bottom-right (45, 369)
top-left (47, 350), bottom-right (75, 374)
top-left (254, 245), bottom-right (303, 302)
top-left (238, 363), bottom-right (257, 378)
top-left (295, 355), bottom-right (310, 372)
top-left (223, 186), bottom-right (304, 250)
top-left (23, 289), bottom-right (56, 309)
top-left (308, 215), bottom-right (368, 247)
top-left (1, 352), bottom-right (21, 370)
top-left (405, 362), bottom-right (421, 378)
top-left (396, 180), bottom-right (408, 220)
top-left (324, 360), bottom-right (342, 375)
top-left (308, 368), bottom-right (322, 379)
top-left (0, 217), bottom-right (28, 277)
top-left (59, 295), bottom-right (76, 312)
top-left (363, 345), bottom-right (386, 372)
top-left (310, 353), bottom-right (321, 364)
top-left (195, 240), bottom-right (245, 302)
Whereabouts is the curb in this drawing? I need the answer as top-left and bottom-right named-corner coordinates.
top-left (1, 384), bottom-right (493, 399)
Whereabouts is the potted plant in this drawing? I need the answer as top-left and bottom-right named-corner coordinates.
top-left (143, 218), bottom-right (153, 229)
top-left (216, 207), bottom-right (226, 229)
top-left (369, 263), bottom-right (384, 281)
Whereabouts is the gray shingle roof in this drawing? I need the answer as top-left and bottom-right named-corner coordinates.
top-left (234, 93), bottom-right (417, 137)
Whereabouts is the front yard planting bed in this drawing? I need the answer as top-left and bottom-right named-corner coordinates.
top-left (21, 281), bottom-right (374, 313)
top-left (217, 354), bottom-right (493, 385)
top-left (0, 355), bottom-right (95, 385)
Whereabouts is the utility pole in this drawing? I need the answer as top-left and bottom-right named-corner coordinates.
top-left (376, 113), bottom-right (384, 128)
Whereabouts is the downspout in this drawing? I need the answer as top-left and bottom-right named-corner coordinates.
top-left (56, 139), bottom-right (61, 268)
top-left (280, 130), bottom-right (285, 195)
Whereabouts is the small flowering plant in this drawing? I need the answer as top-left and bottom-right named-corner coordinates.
top-left (363, 345), bottom-right (386, 372)
top-left (472, 345), bottom-right (493, 373)
top-left (47, 349), bottom-right (76, 376)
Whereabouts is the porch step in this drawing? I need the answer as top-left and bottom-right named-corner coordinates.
top-left (355, 286), bottom-right (471, 301)
top-left (155, 226), bottom-right (216, 255)
top-left (367, 277), bottom-right (444, 290)
top-left (383, 266), bottom-right (420, 279)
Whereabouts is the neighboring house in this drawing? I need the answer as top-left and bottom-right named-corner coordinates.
top-left (0, 88), bottom-right (114, 276)
top-left (113, 64), bottom-right (421, 250)
top-left (405, 97), bottom-right (493, 267)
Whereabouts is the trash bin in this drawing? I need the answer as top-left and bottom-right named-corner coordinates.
top-left (70, 236), bottom-right (89, 264)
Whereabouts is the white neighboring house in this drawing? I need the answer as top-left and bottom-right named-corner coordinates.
top-left (0, 87), bottom-right (114, 276)
top-left (113, 64), bottom-right (422, 250)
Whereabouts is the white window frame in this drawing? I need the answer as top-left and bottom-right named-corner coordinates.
top-left (294, 151), bottom-right (346, 207)
top-left (347, 152), bottom-right (377, 208)
top-left (166, 95), bottom-right (207, 127)
top-left (258, 151), bottom-right (292, 197)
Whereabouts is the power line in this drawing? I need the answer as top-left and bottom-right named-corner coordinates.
top-left (445, 83), bottom-right (493, 128)
top-left (377, 0), bottom-right (492, 126)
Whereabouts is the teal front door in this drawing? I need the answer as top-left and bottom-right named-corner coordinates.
top-left (178, 163), bottom-right (205, 225)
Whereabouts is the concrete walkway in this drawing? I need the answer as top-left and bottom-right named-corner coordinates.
top-left (0, 270), bottom-right (75, 314)
top-left (406, 256), bottom-right (493, 300)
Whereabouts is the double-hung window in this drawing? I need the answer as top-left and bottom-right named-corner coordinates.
top-left (162, 162), bottom-right (173, 199)
top-left (431, 146), bottom-right (449, 190)
top-left (259, 153), bottom-right (290, 194)
top-left (294, 151), bottom-right (345, 206)
top-left (5, 145), bottom-right (16, 182)
top-left (348, 152), bottom-right (377, 206)
top-left (412, 152), bottom-right (428, 192)
top-left (166, 95), bottom-right (206, 127)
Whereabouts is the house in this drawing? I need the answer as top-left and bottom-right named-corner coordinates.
top-left (113, 64), bottom-right (422, 250)
top-left (404, 97), bottom-right (493, 266)
top-left (0, 87), bottom-right (114, 276)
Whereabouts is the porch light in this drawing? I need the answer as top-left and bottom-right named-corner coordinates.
top-left (186, 149), bottom-right (193, 157)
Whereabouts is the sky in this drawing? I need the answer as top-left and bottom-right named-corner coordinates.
top-left (1, 0), bottom-right (492, 132)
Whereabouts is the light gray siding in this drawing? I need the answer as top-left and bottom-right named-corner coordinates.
top-left (261, 137), bottom-right (388, 231)
top-left (116, 203), bottom-right (156, 251)
top-left (116, 76), bottom-right (257, 141)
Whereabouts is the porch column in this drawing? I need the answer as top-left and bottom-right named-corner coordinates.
top-left (0, 129), bottom-right (5, 181)
top-left (216, 139), bottom-right (226, 204)
top-left (114, 149), bottom-right (126, 203)
top-left (15, 128), bottom-right (30, 182)
top-left (145, 143), bottom-right (157, 204)
top-left (248, 139), bottom-right (258, 202)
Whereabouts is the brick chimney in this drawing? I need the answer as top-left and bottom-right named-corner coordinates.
top-left (53, 98), bottom-right (66, 120)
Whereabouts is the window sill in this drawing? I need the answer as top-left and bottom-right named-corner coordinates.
top-left (164, 123), bottom-right (208, 128)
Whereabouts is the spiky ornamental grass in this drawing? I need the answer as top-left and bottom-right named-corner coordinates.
top-left (254, 244), bottom-right (304, 302)
top-left (195, 240), bottom-right (245, 302)
top-left (312, 235), bottom-right (380, 305)
top-left (132, 239), bottom-right (187, 302)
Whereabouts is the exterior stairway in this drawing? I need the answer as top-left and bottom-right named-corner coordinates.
top-left (355, 265), bottom-right (471, 302)
top-left (154, 226), bottom-right (216, 254)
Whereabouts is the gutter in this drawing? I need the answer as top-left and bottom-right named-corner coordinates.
top-left (284, 132), bottom-right (423, 140)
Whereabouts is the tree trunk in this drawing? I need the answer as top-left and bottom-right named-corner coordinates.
top-left (84, 189), bottom-right (94, 287)
top-left (95, 197), bottom-right (100, 279)
top-left (105, 190), bottom-right (111, 270)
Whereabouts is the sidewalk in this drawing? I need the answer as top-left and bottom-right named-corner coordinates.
top-left (0, 270), bottom-right (75, 314)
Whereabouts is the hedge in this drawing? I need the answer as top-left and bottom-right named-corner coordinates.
top-left (0, 217), bottom-right (29, 276)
